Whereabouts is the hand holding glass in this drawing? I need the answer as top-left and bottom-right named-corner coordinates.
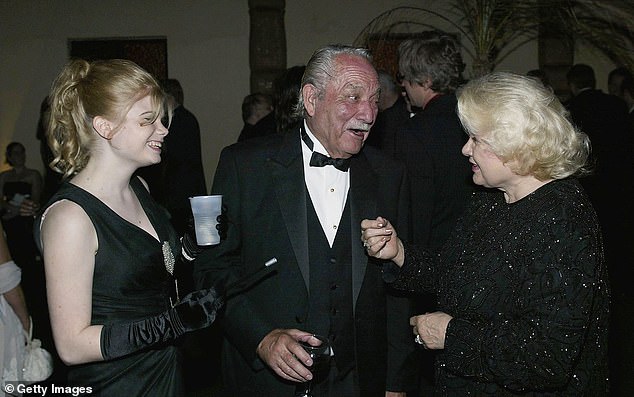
top-left (294, 335), bottom-right (331, 397)
top-left (189, 195), bottom-right (222, 245)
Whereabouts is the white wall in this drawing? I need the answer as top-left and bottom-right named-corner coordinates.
top-left (0, 1), bottom-right (250, 188)
top-left (0, 1), bottom-right (615, 189)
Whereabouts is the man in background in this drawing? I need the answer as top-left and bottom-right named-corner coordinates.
top-left (566, 64), bottom-right (632, 302)
top-left (238, 92), bottom-right (277, 142)
top-left (394, 32), bottom-right (475, 393)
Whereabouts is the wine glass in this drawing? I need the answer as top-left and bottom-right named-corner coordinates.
top-left (294, 334), bottom-right (331, 397)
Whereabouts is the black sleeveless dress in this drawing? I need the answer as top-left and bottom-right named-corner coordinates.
top-left (35, 177), bottom-right (184, 396)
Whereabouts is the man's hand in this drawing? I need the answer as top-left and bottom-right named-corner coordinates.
top-left (256, 329), bottom-right (318, 382)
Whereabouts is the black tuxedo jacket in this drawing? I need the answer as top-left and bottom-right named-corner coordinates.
top-left (566, 89), bottom-right (630, 179)
top-left (195, 130), bottom-right (417, 396)
top-left (395, 94), bottom-right (474, 253)
top-left (367, 95), bottom-right (412, 157)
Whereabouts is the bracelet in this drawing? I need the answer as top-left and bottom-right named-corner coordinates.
top-left (181, 247), bottom-right (195, 262)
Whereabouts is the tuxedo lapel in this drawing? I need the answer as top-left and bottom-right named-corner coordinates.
top-left (349, 151), bottom-right (377, 308)
top-left (270, 133), bottom-right (310, 289)
top-left (269, 133), bottom-right (378, 299)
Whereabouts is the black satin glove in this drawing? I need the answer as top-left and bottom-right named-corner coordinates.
top-left (181, 204), bottom-right (228, 261)
top-left (100, 288), bottom-right (224, 360)
top-left (215, 204), bottom-right (228, 241)
top-left (181, 230), bottom-right (203, 262)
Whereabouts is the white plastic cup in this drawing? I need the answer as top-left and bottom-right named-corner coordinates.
top-left (189, 195), bottom-right (223, 245)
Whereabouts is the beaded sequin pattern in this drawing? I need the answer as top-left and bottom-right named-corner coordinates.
top-left (162, 241), bottom-right (180, 305)
top-left (394, 179), bottom-right (610, 396)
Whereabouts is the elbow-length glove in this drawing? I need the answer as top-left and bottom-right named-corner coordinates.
top-left (100, 288), bottom-right (224, 360)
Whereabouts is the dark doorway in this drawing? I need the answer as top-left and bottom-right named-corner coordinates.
top-left (68, 36), bottom-right (168, 80)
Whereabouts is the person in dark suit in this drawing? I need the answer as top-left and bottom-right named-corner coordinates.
top-left (134, 79), bottom-right (207, 237)
top-left (607, 66), bottom-right (632, 98)
top-left (393, 32), bottom-right (475, 393)
top-left (566, 63), bottom-right (632, 300)
top-left (365, 70), bottom-right (413, 156)
top-left (622, 75), bottom-right (634, 130)
top-left (273, 65), bottom-right (305, 134)
top-left (566, 64), bottom-right (629, 178)
top-left (396, 33), bottom-right (473, 254)
top-left (368, 94), bottom-right (412, 158)
top-left (237, 93), bottom-right (277, 142)
top-left (194, 44), bottom-right (418, 397)
top-left (377, 69), bottom-right (403, 112)
top-left (160, 79), bottom-right (207, 236)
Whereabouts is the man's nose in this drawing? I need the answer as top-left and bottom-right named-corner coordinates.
top-left (358, 100), bottom-right (377, 123)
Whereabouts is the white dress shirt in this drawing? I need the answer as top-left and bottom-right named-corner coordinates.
top-left (301, 122), bottom-right (350, 247)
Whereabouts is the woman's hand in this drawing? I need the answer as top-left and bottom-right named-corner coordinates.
top-left (19, 198), bottom-right (39, 217)
top-left (410, 312), bottom-right (452, 350)
top-left (360, 216), bottom-right (404, 266)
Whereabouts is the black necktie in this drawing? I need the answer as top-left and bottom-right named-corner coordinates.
top-left (301, 127), bottom-right (350, 172)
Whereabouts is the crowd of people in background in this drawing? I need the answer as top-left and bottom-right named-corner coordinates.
top-left (1, 30), bottom-right (632, 397)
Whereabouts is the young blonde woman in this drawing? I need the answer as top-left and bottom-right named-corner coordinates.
top-left (37, 59), bottom-right (222, 396)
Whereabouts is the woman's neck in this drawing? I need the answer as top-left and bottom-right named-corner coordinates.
top-left (503, 176), bottom-right (553, 203)
top-left (71, 163), bottom-right (133, 201)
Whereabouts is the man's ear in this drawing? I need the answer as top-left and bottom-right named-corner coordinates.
top-left (92, 116), bottom-right (114, 140)
top-left (302, 84), bottom-right (318, 117)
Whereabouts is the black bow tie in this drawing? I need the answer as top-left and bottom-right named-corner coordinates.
top-left (301, 127), bottom-right (350, 172)
top-left (309, 151), bottom-right (350, 171)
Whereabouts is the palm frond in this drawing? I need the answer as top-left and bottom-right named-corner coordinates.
top-left (354, 0), bottom-right (634, 77)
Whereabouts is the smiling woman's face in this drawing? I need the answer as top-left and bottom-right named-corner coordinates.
top-left (461, 133), bottom-right (517, 190)
top-left (108, 95), bottom-right (169, 167)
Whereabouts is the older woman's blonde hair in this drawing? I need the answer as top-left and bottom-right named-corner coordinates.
top-left (457, 72), bottom-right (590, 180)
top-left (47, 59), bottom-right (171, 179)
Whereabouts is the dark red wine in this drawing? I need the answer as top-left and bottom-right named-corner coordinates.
top-left (295, 335), bottom-right (331, 397)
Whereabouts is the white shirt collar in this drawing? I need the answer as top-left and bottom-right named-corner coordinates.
top-left (303, 121), bottom-right (329, 156)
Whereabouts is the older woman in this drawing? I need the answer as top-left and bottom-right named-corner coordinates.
top-left (361, 72), bottom-right (609, 395)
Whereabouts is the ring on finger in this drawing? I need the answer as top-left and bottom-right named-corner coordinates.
top-left (415, 334), bottom-right (424, 345)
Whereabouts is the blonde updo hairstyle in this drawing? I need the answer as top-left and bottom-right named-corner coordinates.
top-left (457, 72), bottom-right (590, 180)
top-left (47, 58), bottom-right (170, 178)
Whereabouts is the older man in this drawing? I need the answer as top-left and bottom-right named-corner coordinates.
top-left (195, 45), bottom-right (417, 396)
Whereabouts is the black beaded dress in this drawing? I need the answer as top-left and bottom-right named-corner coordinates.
top-left (390, 178), bottom-right (609, 396)
top-left (35, 177), bottom-right (184, 396)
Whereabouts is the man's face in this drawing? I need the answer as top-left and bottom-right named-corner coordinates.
top-left (303, 54), bottom-right (380, 158)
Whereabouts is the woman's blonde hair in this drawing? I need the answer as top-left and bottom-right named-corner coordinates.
top-left (457, 72), bottom-right (590, 180)
top-left (47, 58), bottom-right (170, 178)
